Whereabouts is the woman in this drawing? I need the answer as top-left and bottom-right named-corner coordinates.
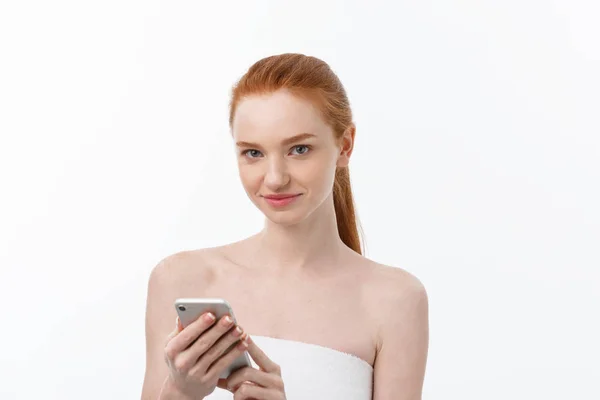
top-left (141, 53), bottom-right (429, 400)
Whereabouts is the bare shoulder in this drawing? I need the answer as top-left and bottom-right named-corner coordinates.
top-left (368, 261), bottom-right (427, 302)
top-left (148, 248), bottom-right (216, 289)
top-left (361, 260), bottom-right (429, 342)
top-left (147, 237), bottom-right (253, 295)
top-left (357, 255), bottom-right (427, 298)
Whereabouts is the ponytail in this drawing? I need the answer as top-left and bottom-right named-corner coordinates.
top-left (333, 166), bottom-right (364, 255)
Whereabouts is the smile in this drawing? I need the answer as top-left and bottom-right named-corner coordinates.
top-left (263, 194), bottom-right (302, 208)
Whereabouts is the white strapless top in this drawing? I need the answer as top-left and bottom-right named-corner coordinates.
top-left (205, 335), bottom-right (373, 399)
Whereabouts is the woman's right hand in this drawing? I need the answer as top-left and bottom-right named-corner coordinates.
top-left (162, 312), bottom-right (249, 399)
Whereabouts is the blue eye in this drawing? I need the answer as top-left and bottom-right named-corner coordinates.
top-left (291, 145), bottom-right (311, 155)
top-left (243, 149), bottom-right (263, 158)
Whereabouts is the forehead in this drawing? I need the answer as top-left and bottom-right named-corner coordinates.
top-left (232, 90), bottom-right (330, 141)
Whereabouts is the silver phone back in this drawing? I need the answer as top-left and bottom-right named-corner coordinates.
top-left (174, 298), bottom-right (252, 379)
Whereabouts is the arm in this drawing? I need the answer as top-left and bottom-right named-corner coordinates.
top-left (372, 273), bottom-right (429, 400)
top-left (141, 252), bottom-right (209, 400)
top-left (141, 255), bottom-right (180, 399)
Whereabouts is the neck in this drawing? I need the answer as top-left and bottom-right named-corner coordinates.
top-left (248, 193), bottom-right (349, 276)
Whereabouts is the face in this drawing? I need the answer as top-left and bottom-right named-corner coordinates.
top-left (231, 89), bottom-right (354, 225)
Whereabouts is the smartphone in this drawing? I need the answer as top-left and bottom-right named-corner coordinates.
top-left (174, 298), bottom-right (252, 379)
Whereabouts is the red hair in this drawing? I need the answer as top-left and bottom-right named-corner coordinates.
top-left (228, 53), bottom-right (365, 255)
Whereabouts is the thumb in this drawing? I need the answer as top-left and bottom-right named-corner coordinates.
top-left (216, 378), bottom-right (229, 390)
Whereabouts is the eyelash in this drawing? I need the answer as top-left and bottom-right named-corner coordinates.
top-left (242, 145), bottom-right (312, 159)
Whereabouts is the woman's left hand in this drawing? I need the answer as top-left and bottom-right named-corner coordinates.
top-left (217, 335), bottom-right (286, 399)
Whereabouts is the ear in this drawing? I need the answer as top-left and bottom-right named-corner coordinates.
top-left (336, 124), bottom-right (356, 168)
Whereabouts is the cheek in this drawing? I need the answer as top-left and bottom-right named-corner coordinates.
top-left (237, 164), bottom-right (261, 189)
top-left (297, 157), bottom-right (337, 191)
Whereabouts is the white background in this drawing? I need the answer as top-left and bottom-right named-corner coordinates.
top-left (1, 1), bottom-right (599, 399)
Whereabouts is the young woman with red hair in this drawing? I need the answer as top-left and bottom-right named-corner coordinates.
top-left (142, 53), bottom-right (429, 400)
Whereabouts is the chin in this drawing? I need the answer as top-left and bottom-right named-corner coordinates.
top-left (254, 193), bottom-right (329, 226)
top-left (256, 200), bottom-right (318, 226)
top-left (262, 209), bottom-right (306, 226)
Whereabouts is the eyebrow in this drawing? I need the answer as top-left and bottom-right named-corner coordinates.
top-left (235, 133), bottom-right (317, 148)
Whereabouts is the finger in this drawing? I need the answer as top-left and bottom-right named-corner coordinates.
top-left (190, 317), bottom-right (240, 371)
top-left (245, 336), bottom-right (281, 374)
top-left (226, 366), bottom-right (283, 392)
top-left (171, 312), bottom-right (217, 350)
top-left (233, 383), bottom-right (279, 400)
top-left (165, 314), bottom-right (216, 367)
top-left (217, 378), bottom-right (256, 391)
top-left (199, 334), bottom-right (249, 380)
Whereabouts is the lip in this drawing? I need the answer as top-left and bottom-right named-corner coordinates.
top-left (263, 194), bottom-right (301, 200)
top-left (262, 193), bottom-right (302, 208)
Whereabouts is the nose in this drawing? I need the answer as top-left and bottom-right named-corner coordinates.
top-left (263, 156), bottom-right (290, 190)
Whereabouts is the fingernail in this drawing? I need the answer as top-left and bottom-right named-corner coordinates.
top-left (204, 312), bottom-right (216, 322)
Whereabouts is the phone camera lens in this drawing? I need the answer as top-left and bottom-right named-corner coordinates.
top-left (177, 305), bottom-right (186, 311)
